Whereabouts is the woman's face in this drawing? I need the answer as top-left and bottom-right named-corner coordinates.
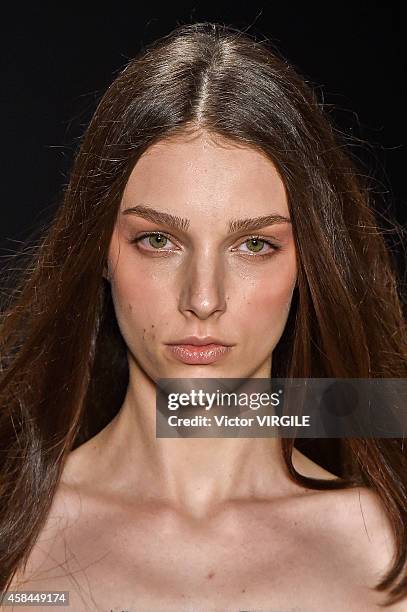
top-left (106, 131), bottom-right (297, 381)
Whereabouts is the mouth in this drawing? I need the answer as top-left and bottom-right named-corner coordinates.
top-left (165, 343), bottom-right (233, 365)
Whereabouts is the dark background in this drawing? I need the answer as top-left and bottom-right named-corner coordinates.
top-left (1, 4), bottom-right (405, 256)
top-left (0, 4), bottom-right (405, 472)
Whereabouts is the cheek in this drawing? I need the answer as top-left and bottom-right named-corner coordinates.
top-left (108, 234), bottom-right (172, 314)
top-left (110, 276), bottom-right (164, 365)
top-left (112, 272), bottom-right (169, 335)
top-left (247, 283), bottom-right (294, 321)
top-left (108, 253), bottom-right (174, 349)
top-left (235, 261), bottom-right (297, 336)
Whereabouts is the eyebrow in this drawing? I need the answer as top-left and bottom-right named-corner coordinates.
top-left (122, 204), bottom-right (291, 233)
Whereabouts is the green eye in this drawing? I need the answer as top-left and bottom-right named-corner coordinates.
top-left (148, 233), bottom-right (168, 249)
top-left (245, 237), bottom-right (265, 253)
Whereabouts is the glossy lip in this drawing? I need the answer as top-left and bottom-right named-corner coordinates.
top-left (166, 344), bottom-right (233, 365)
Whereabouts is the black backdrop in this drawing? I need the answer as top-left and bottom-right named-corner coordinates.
top-left (1, 4), bottom-right (405, 474)
top-left (1, 4), bottom-right (405, 253)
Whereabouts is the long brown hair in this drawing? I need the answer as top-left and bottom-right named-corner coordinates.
top-left (0, 21), bottom-right (406, 607)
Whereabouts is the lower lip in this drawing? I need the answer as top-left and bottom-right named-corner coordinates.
top-left (166, 343), bottom-right (232, 364)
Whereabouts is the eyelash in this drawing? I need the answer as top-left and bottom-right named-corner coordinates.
top-left (129, 231), bottom-right (282, 259)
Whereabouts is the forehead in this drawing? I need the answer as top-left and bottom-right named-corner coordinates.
top-left (121, 131), bottom-right (289, 218)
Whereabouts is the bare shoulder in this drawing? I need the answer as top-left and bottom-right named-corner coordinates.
top-left (312, 484), bottom-right (405, 609)
top-left (284, 449), bottom-right (396, 575)
top-left (7, 482), bottom-right (98, 611)
top-left (297, 453), bottom-right (395, 565)
top-left (337, 485), bottom-right (396, 568)
top-left (292, 450), bottom-right (406, 609)
top-left (342, 486), bottom-right (407, 610)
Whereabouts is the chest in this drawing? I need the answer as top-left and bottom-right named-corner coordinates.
top-left (13, 502), bottom-right (381, 611)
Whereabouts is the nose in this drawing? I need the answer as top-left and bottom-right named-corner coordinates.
top-left (178, 250), bottom-right (227, 320)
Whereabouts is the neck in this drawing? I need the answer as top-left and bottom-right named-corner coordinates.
top-left (67, 355), bottom-right (301, 520)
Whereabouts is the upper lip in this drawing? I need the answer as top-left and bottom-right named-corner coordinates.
top-left (167, 336), bottom-right (233, 346)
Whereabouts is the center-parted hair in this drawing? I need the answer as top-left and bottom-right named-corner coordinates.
top-left (0, 22), bottom-right (406, 606)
